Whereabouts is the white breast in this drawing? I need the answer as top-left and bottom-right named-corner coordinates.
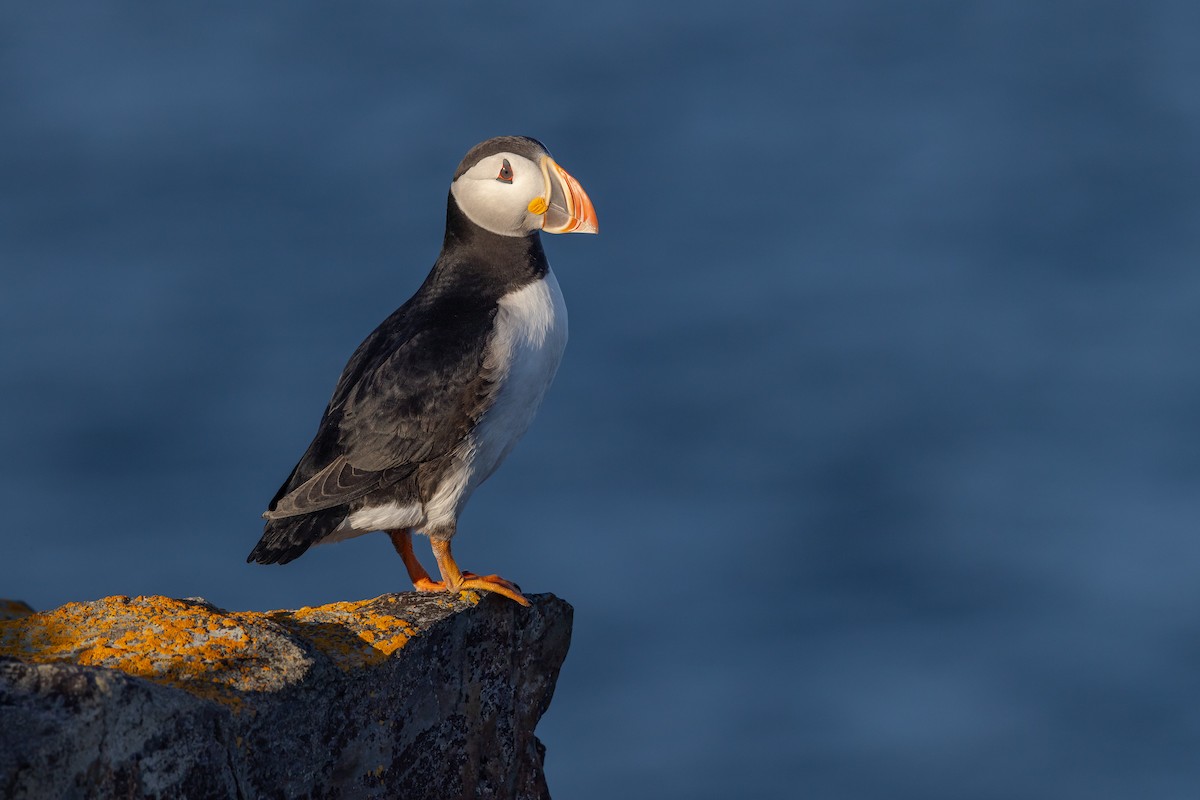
top-left (421, 269), bottom-right (568, 531)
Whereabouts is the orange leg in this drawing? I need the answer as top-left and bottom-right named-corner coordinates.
top-left (388, 529), bottom-right (442, 592)
top-left (428, 538), bottom-right (531, 607)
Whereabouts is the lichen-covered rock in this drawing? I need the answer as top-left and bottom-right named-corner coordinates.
top-left (0, 599), bottom-right (34, 621)
top-left (0, 592), bottom-right (572, 799)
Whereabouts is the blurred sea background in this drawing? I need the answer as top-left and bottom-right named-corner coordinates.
top-left (2, 3), bottom-right (1198, 798)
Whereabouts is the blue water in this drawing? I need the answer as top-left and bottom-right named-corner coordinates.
top-left (3, 3), bottom-right (1199, 798)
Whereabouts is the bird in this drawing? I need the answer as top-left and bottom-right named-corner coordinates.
top-left (247, 136), bottom-right (597, 606)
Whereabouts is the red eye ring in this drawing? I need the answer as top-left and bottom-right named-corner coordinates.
top-left (497, 159), bottom-right (514, 183)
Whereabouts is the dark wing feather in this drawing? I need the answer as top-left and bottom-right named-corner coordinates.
top-left (336, 325), bottom-right (495, 469)
top-left (264, 456), bottom-right (414, 519)
top-left (248, 507), bottom-right (346, 564)
top-left (264, 292), bottom-right (499, 519)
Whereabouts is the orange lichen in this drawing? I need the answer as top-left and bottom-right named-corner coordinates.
top-left (0, 594), bottom-right (422, 708)
top-left (248, 598), bottom-right (420, 670)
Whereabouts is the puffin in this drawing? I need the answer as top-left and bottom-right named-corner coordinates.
top-left (247, 136), bottom-right (598, 606)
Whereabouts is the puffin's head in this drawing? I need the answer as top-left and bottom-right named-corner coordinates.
top-left (449, 136), bottom-right (598, 238)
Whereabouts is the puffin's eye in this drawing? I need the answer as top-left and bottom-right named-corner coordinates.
top-left (497, 159), bottom-right (514, 184)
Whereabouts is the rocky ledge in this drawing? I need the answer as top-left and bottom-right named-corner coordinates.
top-left (0, 591), bottom-right (572, 799)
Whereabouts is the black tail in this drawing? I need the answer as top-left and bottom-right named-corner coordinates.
top-left (246, 507), bottom-right (346, 565)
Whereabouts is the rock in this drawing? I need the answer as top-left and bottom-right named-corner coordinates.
top-left (0, 600), bottom-right (34, 621)
top-left (0, 591), bottom-right (572, 799)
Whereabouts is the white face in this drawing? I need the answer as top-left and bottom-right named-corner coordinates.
top-left (449, 152), bottom-right (547, 237)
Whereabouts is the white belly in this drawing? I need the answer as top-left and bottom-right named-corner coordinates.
top-left (477, 271), bottom-right (568, 476)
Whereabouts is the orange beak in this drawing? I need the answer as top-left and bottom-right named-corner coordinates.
top-left (540, 156), bottom-right (599, 234)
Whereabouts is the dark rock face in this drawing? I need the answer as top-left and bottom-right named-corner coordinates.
top-left (0, 592), bottom-right (572, 799)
